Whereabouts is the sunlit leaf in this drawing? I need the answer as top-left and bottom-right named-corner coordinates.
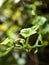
top-left (20, 25), bottom-right (39, 38)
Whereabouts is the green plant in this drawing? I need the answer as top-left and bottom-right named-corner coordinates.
top-left (0, 1), bottom-right (49, 60)
top-left (0, 15), bottom-right (48, 57)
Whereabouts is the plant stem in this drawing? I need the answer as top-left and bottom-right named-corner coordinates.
top-left (26, 37), bottom-right (29, 46)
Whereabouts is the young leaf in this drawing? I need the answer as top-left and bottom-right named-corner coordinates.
top-left (20, 25), bottom-right (39, 38)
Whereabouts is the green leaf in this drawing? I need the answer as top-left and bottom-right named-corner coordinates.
top-left (1, 38), bottom-right (10, 45)
top-left (40, 24), bottom-right (49, 34)
top-left (32, 16), bottom-right (46, 26)
top-left (20, 25), bottom-right (39, 38)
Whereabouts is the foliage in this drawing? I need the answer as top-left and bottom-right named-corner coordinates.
top-left (0, 1), bottom-right (49, 64)
top-left (20, 25), bottom-right (39, 38)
